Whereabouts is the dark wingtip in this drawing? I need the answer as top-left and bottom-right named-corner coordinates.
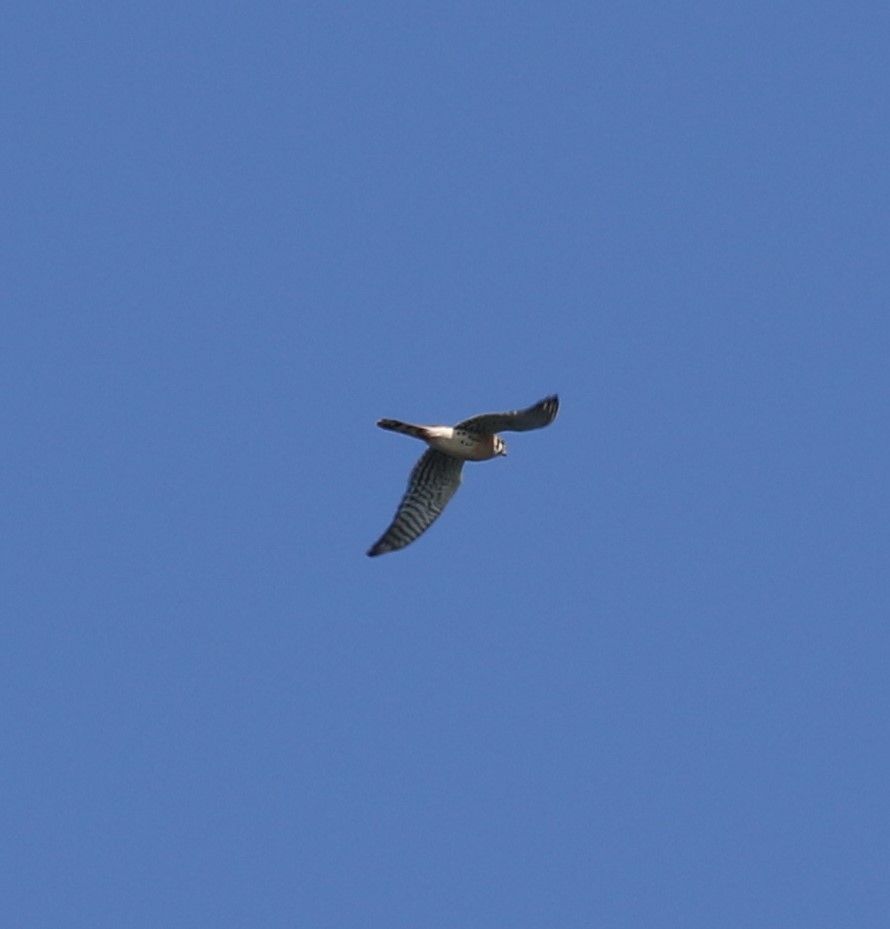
top-left (544, 394), bottom-right (559, 421)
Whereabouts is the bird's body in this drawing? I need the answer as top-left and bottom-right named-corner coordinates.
top-left (376, 420), bottom-right (505, 461)
top-left (368, 395), bottom-right (559, 556)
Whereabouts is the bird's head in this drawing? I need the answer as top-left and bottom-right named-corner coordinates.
top-left (494, 436), bottom-right (508, 457)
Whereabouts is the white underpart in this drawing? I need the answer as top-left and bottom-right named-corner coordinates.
top-left (425, 427), bottom-right (494, 460)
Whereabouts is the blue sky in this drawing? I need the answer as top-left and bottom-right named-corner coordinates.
top-left (4, 3), bottom-right (889, 927)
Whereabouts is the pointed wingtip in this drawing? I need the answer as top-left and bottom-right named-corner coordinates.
top-left (542, 394), bottom-right (559, 423)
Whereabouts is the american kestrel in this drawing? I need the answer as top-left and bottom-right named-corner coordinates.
top-left (367, 395), bottom-right (559, 556)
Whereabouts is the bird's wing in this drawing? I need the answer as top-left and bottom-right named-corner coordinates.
top-left (456, 394), bottom-right (559, 434)
top-left (367, 450), bottom-right (464, 556)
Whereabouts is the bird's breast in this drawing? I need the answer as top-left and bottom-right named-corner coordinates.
top-left (427, 430), bottom-right (497, 461)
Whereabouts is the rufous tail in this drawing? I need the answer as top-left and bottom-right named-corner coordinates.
top-left (376, 419), bottom-right (429, 440)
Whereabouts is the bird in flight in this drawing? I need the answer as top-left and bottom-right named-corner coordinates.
top-left (367, 395), bottom-right (559, 556)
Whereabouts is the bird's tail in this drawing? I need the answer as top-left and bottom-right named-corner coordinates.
top-left (376, 419), bottom-right (431, 441)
